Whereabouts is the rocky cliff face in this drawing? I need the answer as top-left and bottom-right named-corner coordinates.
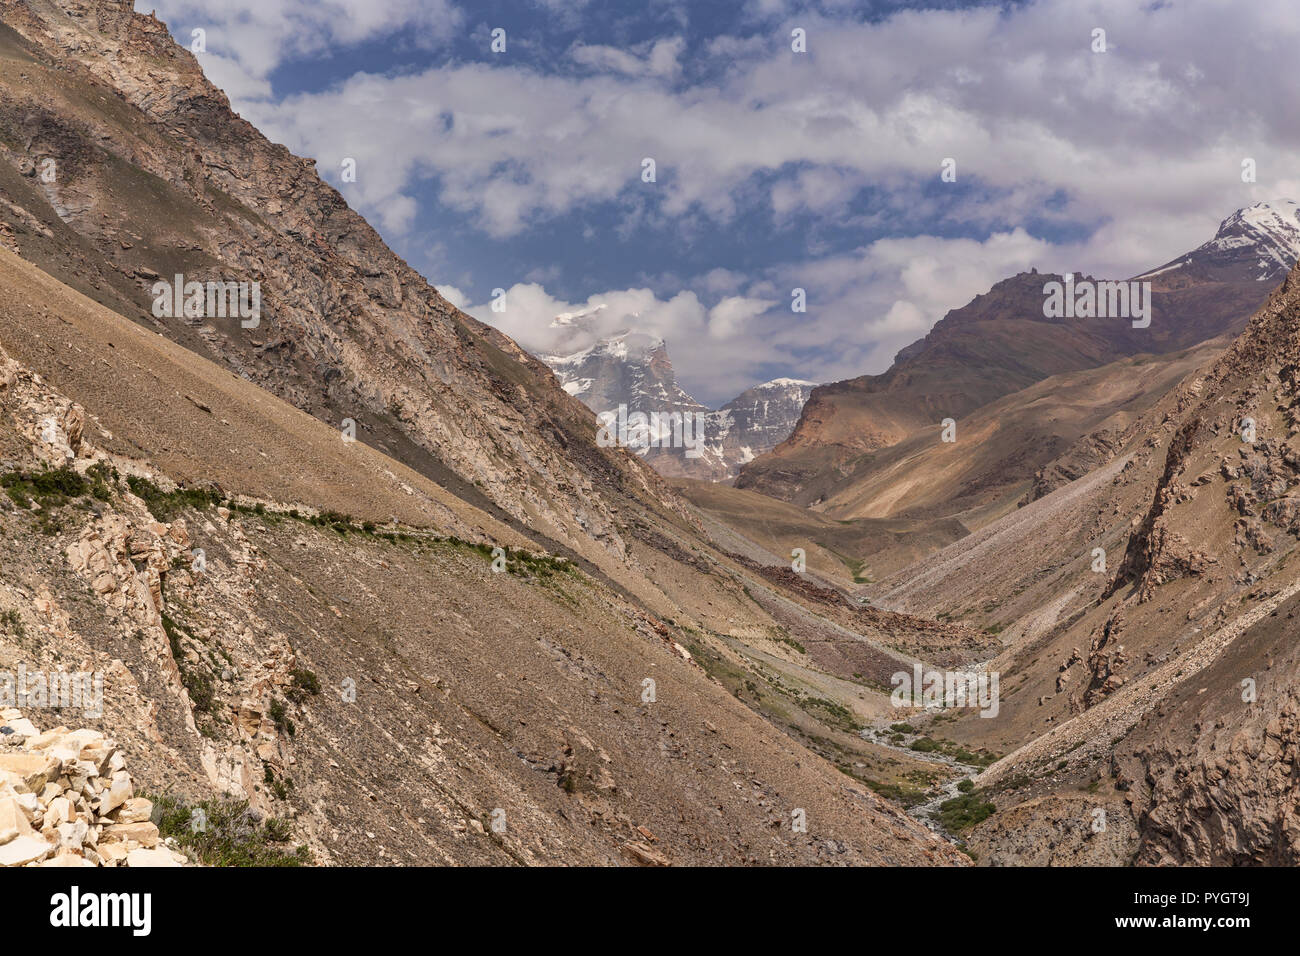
top-left (0, 0), bottom-right (697, 582)
top-left (1100, 263), bottom-right (1300, 863)
top-left (877, 255), bottom-right (1300, 865)
top-left (711, 379), bottom-right (816, 476)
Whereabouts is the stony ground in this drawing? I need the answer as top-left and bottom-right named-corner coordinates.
top-left (1, 709), bottom-right (189, 867)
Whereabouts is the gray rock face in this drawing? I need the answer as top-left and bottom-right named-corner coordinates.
top-left (543, 333), bottom-right (707, 420)
top-left (712, 379), bottom-right (817, 473)
top-left (543, 334), bottom-right (813, 482)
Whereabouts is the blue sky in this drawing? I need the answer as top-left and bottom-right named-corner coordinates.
top-left (140, 0), bottom-right (1300, 405)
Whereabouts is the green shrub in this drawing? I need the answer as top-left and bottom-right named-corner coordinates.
top-left (268, 697), bottom-right (295, 737)
top-left (126, 476), bottom-right (222, 520)
top-left (2, 466), bottom-right (89, 508)
top-left (286, 668), bottom-right (321, 704)
top-left (937, 792), bottom-right (996, 832)
top-left (150, 794), bottom-right (310, 866)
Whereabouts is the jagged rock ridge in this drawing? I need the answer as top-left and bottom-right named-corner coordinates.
top-left (543, 331), bottom-right (813, 481)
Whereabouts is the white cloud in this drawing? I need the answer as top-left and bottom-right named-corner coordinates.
top-left (708, 295), bottom-right (773, 341)
top-left (250, 0), bottom-right (1300, 264)
top-left (435, 283), bottom-right (467, 308)
top-left (156, 0), bottom-right (1300, 396)
top-left (142, 0), bottom-right (463, 96)
top-left (459, 228), bottom-right (1052, 404)
top-left (570, 37), bottom-right (683, 79)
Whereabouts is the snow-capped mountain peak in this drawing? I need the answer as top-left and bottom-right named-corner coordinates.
top-left (1140, 198), bottom-right (1300, 283)
top-left (1209, 199), bottom-right (1300, 276)
top-left (544, 330), bottom-right (665, 366)
top-left (752, 377), bottom-right (816, 390)
top-left (541, 331), bottom-right (702, 416)
top-left (540, 335), bottom-right (816, 481)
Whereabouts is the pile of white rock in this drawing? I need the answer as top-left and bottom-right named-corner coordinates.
top-left (0, 707), bottom-right (189, 866)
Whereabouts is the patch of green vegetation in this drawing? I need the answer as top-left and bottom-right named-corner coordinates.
top-left (957, 778), bottom-right (975, 793)
top-left (775, 634), bottom-right (806, 654)
top-left (823, 545), bottom-right (873, 583)
top-left (183, 666), bottom-right (216, 715)
top-left (2, 466), bottom-right (90, 508)
top-left (161, 611), bottom-right (217, 722)
top-left (907, 735), bottom-right (999, 768)
top-left (262, 762), bottom-right (293, 801)
top-left (286, 667), bottom-right (321, 705)
top-left (937, 792), bottom-right (996, 832)
top-left (150, 794), bottom-right (310, 866)
top-left (126, 475), bottom-right (223, 521)
top-left (302, 509), bottom-right (359, 535)
top-left (160, 611), bottom-right (186, 661)
top-left (860, 776), bottom-right (929, 808)
top-left (798, 695), bottom-right (863, 733)
top-left (0, 609), bottom-right (24, 640)
top-left (890, 722), bottom-right (916, 734)
top-left (84, 461), bottom-right (116, 501)
top-left (945, 744), bottom-right (1000, 768)
top-left (268, 696), bottom-right (295, 737)
top-left (510, 550), bottom-right (574, 580)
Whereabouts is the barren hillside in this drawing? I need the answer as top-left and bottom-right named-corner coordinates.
top-left (0, 245), bottom-right (965, 866)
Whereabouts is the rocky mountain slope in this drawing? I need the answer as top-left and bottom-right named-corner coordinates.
top-left (0, 0), bottom-right (696, 598)
top-left (682, 338), bottom-right (1229, 590)
top-left (857, 258), bottom-right (1300, 865)
top-left (0, 245), bottom-right (966, 866)
top-left (679, 211), bottom-right (1300, 863)
top-left (737, 205), bottom-right (1296, 503)
top-left (0, 0), bottom-right (975, 867)
top-left (543, 331), bottom-right (813, 482)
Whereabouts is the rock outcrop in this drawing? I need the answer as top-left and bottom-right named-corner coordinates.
top-left (0, 709), bottom-right (187, 866)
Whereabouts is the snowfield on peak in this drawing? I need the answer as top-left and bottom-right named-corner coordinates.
top-left (1139, 199), bottom-right (1300, 282)
top-left (540, 331), bottom-right (815, 481)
